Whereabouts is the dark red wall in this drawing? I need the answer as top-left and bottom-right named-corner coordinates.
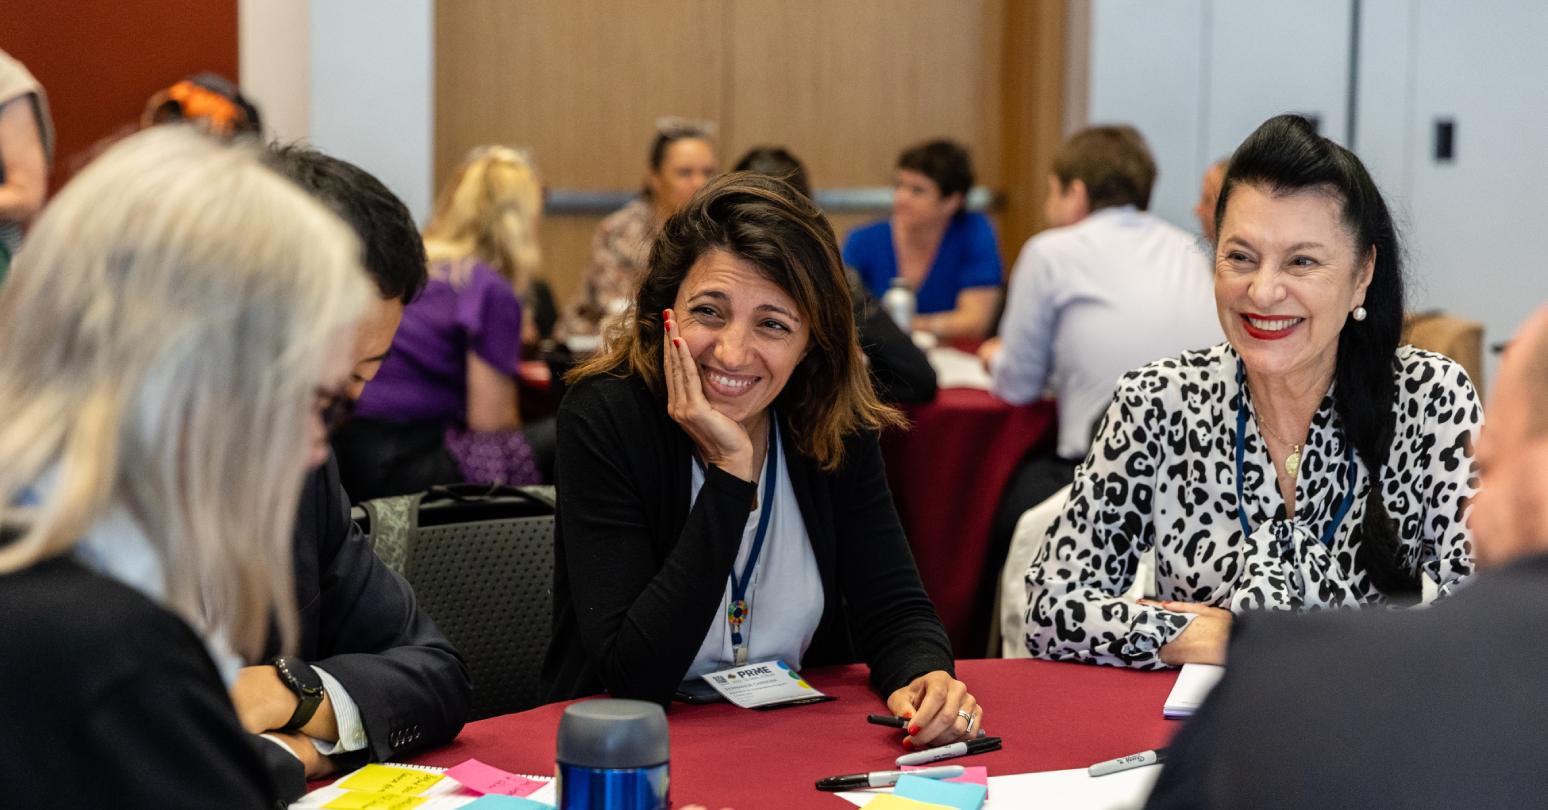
top-left (3, 0), bottom-right (238, 188)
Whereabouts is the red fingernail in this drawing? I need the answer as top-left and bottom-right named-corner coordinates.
top-left (908, 725), bottom-right (921, 736)
top-left (661, 309), bottom-right (670, 320)
top-left (902, 711), bottom-right (913, 720)
top-left (672, 338), bottom-right (682, 347)
top-left (901, 739), bottom-right (915, 751)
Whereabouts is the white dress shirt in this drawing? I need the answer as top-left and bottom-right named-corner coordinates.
top-left (684, 437), bottom-right (824, 681)
top-left (991, 206), bottom-right (1223, 459)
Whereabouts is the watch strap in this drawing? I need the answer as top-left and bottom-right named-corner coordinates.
top-left (271, 656), bottom-right (325, 733)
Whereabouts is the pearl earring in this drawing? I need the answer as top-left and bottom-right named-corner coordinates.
top-left (1352, 306), bottom-right (1368, 322)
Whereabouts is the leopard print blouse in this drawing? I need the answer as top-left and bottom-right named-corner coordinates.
top-left (1024, 343), bottom-right (1480, 669)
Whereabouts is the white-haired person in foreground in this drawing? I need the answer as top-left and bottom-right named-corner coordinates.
top-left (0, 126), bottom-right (371, 807)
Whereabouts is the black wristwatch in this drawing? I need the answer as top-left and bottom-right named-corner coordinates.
top-left (271, 656), bottom-right (325, 733)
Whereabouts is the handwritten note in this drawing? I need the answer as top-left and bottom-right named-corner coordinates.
top-left (321, 791), bottom-right (428, 810)
top-left (445, 758), bottom-right (548, 797)
top-left (335, 764), bottom-right (445, 796)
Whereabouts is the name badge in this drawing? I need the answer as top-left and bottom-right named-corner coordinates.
top-left (700, 659), bottom-right (835, 709)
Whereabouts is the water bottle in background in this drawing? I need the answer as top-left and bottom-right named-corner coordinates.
top-left (556, 699), bottom-right (670, 810)
top-left (882, 277), bottom-right (915, 332)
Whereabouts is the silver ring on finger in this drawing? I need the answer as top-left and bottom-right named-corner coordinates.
top-left (957, 709), bottom-right (974, 732)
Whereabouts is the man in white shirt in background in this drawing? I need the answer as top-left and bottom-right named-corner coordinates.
top-left (981, 125), bottom-right (1222, 552)
top-left (1193, 157), bottom-right (1229, 242)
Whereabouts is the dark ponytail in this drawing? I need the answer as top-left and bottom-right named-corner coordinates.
top-left (1217, 114), bottom-right (1419, 599)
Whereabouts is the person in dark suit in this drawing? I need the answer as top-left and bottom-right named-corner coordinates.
top-left (545, 172), bottom-right (978, 749)
top-left (227, 145), bottom-right (471, 790)
top-left (1146, 303), bottom-right (1548, 809)
top-left (0, 127), bottom-right (372, 807)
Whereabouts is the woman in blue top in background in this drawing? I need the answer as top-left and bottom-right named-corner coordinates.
top-left (843, 139), bottom-right (1002, 340)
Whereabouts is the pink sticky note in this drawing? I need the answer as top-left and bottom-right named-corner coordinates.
top-left (444, 758), bottom-right (546, 797)
top-left (904, 764), bottom-right (988, 790)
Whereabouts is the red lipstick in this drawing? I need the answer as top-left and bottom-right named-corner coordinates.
top-left (1240, 313), bottom-right (1303, 341)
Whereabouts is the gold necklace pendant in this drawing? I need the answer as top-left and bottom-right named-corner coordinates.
top-left (1284, 445), bottom-right (1302, 479)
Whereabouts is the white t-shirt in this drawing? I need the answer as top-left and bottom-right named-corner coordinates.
top-left (684, 437), bottom-right (824, 680)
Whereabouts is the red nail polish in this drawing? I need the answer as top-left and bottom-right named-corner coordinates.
top-left (902, 711), bottom-right (913, 719)
top-left (908, 725), bottom-right (921, 736)
top-left (901, 739), bottom-right (915, 751)
top-left (661, 309), bottom-right (670, 320)
top-left (672, 338), bottom-right (682, 347)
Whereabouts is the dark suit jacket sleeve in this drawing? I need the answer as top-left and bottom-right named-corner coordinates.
top-left (75, 620), bottom-right (282, 809)
top-left (555, 379), bottom-right (758, 706)
top-left (854, 287), bottom-right (938, 405)
top-left (833, 431), bottom-right (955, 697)
top-left (306, 457), bottom-right (472, 762)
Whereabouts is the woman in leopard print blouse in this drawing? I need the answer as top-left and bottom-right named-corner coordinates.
top-left (1024, 115), bottom-right (1481, 669)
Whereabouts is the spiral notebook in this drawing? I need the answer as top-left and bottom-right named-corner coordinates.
top-left (290, 762), bottom-right (557, 809)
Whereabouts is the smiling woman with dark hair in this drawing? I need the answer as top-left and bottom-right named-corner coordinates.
top-left (1023, 114), bottom-right (1482, 669)
top-left (545, 171), bottom-right (980, 749)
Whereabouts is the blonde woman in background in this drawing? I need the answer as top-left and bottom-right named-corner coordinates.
top-left (341, 146), bottom-right (547, 501)
top-left (0, 126), bottom-right (370, 806)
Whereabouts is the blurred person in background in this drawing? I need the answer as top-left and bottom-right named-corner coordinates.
top-left (567, 119), bottom-right (719, 338)
top-left (1194, 157), bottom-right (1229, 242)
top-left (735, 145), bottom-right (936, 404)
top-left (142, 72), bottom-right (262, 138)
top-left (0, 47), bottom-right (52, 283)
top-left (0, 126), bottom-right (370, 806)
top-left (339, 146), bottom-right (547, 500)
top-left (983, 125), bottom-right (1221, 555)
top-left (843, 139), bottom-right (1002, 341)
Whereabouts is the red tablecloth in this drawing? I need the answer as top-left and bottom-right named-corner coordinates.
top-left (400, 658), bottom-right (1179, 809)
top-left (518, 360), bottom-right (555, 423)
top-left (882, 392), bottom-right (1057, 657)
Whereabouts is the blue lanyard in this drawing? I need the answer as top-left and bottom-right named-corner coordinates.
top-left (1233, 363), bottom-right (1356, 545)
top-left (693, 419), bottom-right (779, 661)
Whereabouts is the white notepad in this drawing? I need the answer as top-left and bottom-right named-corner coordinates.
top-left (1162, 663), bottom-right (1225, 719)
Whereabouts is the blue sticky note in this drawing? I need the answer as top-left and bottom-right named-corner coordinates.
top-left (894, 773), bottom-right (987, 810)
top-left (464, 796), bottom-right (551, 809)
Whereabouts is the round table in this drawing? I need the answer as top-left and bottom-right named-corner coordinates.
top-left (882, 392), bottom-right (1057, 657)
top-left (403, 658), bottom-right (1181, 809)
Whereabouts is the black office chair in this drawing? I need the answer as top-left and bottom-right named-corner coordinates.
top-left (356, 484), bottom-right (556, 719)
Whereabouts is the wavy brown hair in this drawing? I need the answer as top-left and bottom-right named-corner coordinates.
top-left (571, 171), bottom-right (902, 470)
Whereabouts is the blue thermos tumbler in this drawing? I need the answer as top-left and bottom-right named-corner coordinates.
top-left (555, 699), bottom-right (670, 809)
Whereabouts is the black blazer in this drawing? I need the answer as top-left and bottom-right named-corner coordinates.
top-left (0, 557), bottom-right (278, 809)
top-left (1146, 552), bottom-right (1548, 810)
top-left (543, 372), bottom-right (954, 706)
top-left (262, 456), bottom-right (472, 772)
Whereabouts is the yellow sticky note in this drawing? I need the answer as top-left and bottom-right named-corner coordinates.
top-left (322, 791), bottom-right (428, 810)
top-left (336, 764), bottom-right (445, 795)
top-left (865, 795), bottom-right (955, 810)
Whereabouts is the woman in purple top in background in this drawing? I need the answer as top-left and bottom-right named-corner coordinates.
top-left (335, 146), bottom-right (545, 501)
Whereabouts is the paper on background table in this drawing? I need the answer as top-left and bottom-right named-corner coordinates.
top-left (1162, 663), bottom-right (1225, 719)
top-left (838, 767), bottom-right (1159, 809)
top-left (926, 347), bottom-right (992, 390)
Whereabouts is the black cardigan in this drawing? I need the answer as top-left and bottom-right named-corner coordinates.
top-left (543, 372), bottom-right (954, 706)
top-left (0, 557), bottom-right (280, 808)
